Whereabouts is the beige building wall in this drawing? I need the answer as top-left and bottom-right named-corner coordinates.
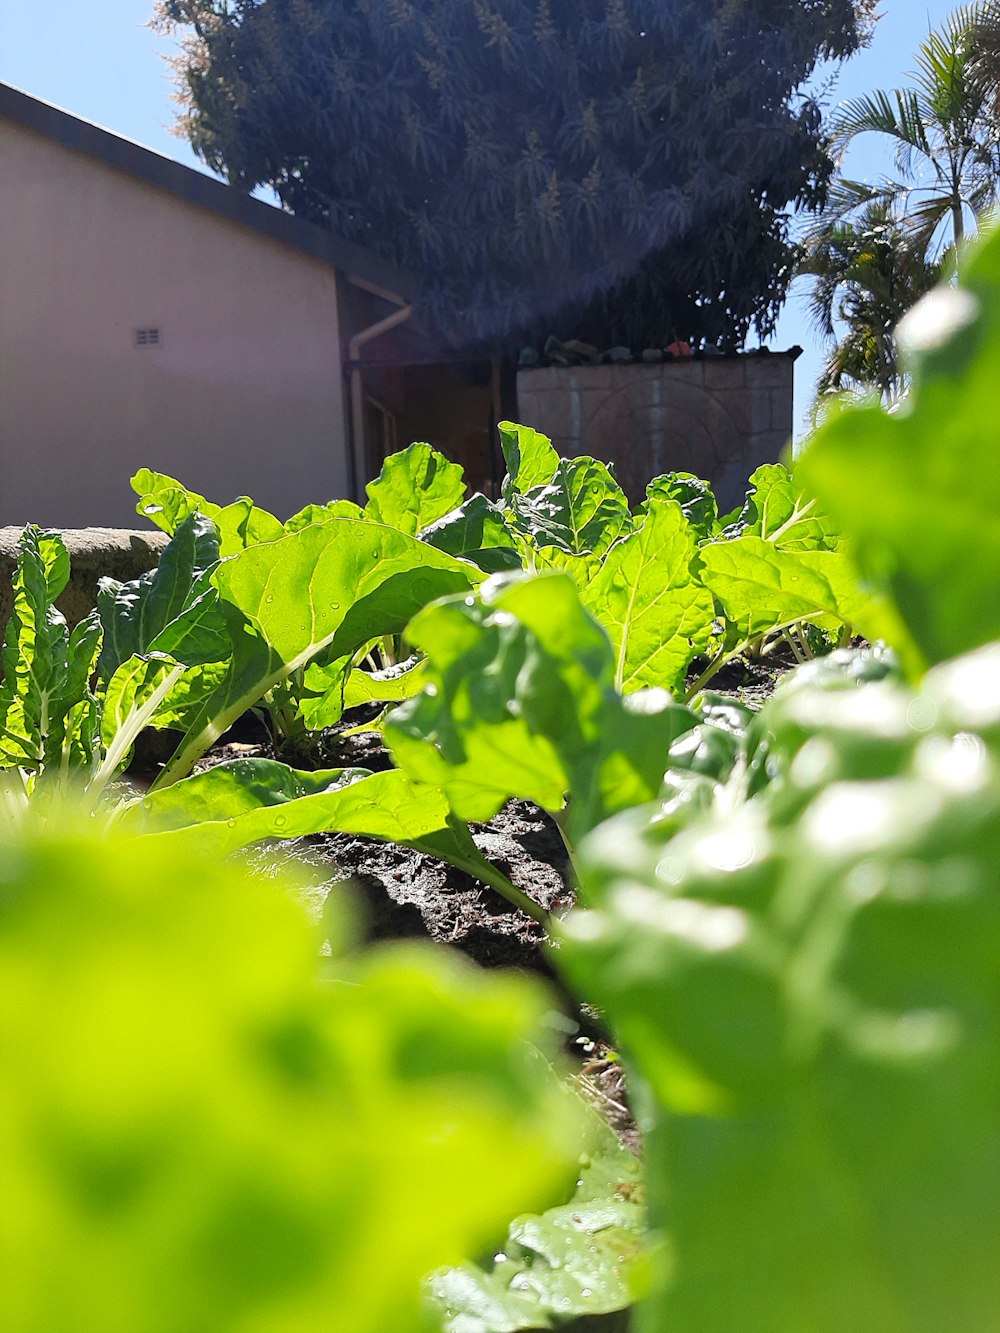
top-left (0, 118), bottom-right (348, 529)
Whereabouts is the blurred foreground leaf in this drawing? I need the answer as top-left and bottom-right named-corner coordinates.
top-left (797, 224), bottom-right (1000, 674)
top-left (0, 816), bottom-right (583, 1332)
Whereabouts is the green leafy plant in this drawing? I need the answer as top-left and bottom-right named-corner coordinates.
top-left (0, 525), bottom-right (195, 814)
top-left (383, 570), bottom-right (703, 852)
top-left (552, 222), bottom-right (1000, 1331)
top-left (428, 1128), bottom-right (647, 1332)
top-left (1, 491), bottom-right (554, 922)
top-left (797, 241), bottom-right (1000, 675)
top-left (0, 811), bottom-right (585, 1333)
top-left (4, 416), bottom-right (872, 925)
top-left (489, 424), bottom-right (864, 696)
top-left (560, 642), bottom-right (1000, 1332)
top-left (129, 445), bottom-right (478, 749)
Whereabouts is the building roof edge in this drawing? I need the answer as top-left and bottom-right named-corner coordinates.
top-left (0, 81), bottom-right (419, 301)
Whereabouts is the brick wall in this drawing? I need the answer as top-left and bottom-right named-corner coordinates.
top-left (515, 353), bottom-right (796, 511)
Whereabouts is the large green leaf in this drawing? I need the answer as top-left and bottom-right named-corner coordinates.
top-left (97, 651), bottom-right (187, 765)
top-left (343, 661), bottom-right (428, 709)
top-left (0, 815), bottom-right (584, 1333)
top-left (428, 1135), bottom-right (647, 1332)
top-left (726, 463), bottom-right (838, 551)
top-left (154, 521), bottom-right (478, 786)
top-left (796, 227), bottom-right (1000, 673)
top-left (559, 642), bottom-right (1000, 1332)
top-left (528, 546), bottom-right (603, 586)
top-left (0, 528), bottom-right (85, 772)
top-left (642, 473), bottom-right (719, 541)
top-left (131, 468), bottom-right (284, 555)
top-left (582, 499), bottom-right (715, 693)
top-left (215, 519), bottom-right (477, 666)
top-left (97, 512), bottom-right (227, 677)
top-left (385, 573), bottom-right (698, 842)
top-left (386, 574), bottom-right (604, 821)
top-left (124, 758), bottom-right (548, 920)
top-left (52, 613), bottom-right (104, 773)
top-left (145, 659), bottom-right (232, 735)
top-left (364, 441), bottom-right (467, 536)
top-left (0, 528), bottom-right (203, 797)
top-left (297, 657), bottom-right (428, 733)
top-left (421, 494), bottom-right (522, 573)
top-left (124, 761), bottom-right (445, 856)
top-left (697, 536), bottom-right (864, 642)
top-left (506, 457), bottom-right (634, 559)
top-left (498, 421), bottom-right (560, 494)
top-left (285, 498), bottom-right (365, 531)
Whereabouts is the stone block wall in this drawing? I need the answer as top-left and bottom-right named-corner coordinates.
top-left (0, 528), bottom-right (167, 636)
top-left (516, 353), bottom-right (796, 512)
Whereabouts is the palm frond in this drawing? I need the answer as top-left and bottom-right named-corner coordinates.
top-left (830, 88), bottom-right (929, 160)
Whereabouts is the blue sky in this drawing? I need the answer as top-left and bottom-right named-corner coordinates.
top-left (0, 0), bottom-right (964, 438)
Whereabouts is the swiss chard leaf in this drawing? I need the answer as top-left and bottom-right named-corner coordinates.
top-left (296, 656), bottom-right (427, 731)
top-left (0, 819), bottom-right (584, 1333)
top-left (696, 537), bottom-right (864, 643)
top-left (667, 691), bottom-right (755, 785)
top-left (122, 760), bottom-right (446, 855)
top-left (506, 457), bottom-right (634, 559)
top-left (364, 441), bottom-right (466, 536)
top-left (124, 758), bottom-right (547, 919)
top-left (154, 520), bottom-right (479, 786)
top-left (428, 1134), bottom-right (646, 1332)
top-left (342, 660), bottom-right (428, 710)
top-left (132, 468), bottom-right (372, 547)
top-left (643, 473), bottom-right (719, 540)
top-left (420, 493), bottom-right (522, 573)
top-left (560, 642), bottom-right (1000, 1332)
top-left (285, 498), bottom-right (365, 531)
top-left (131, 468), bottom-right (284, 554)
top-left (97, 512), bottom-right (227, 677)
top-left (499, 420), bottom-right (560, 494)
top-left (89, 653), bottom-right (189, 798)
top-left (582, 499), bottom-right (715, 693)
top-left (51, 613), bottom-right (104, 772)
top-left (797, 227), bottom-right (1000, 673)
top-left (0, 528), bottom-right (86, 773)
top-left (385, 573), bottom-right (699, 842)
top-left (528, 546), bottom-right (603, 585)
top-left (725, 463), bottom-right (837, 551)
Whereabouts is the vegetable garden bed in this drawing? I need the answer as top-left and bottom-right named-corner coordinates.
top-left (2, 229), bottom-right (1000, 1333)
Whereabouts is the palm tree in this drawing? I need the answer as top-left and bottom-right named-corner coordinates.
top-left (826, 3), bottom-right (1000, 254)
top-left (799, 200), bottom-right (941, 403)
top-left (970, 0), bottom-right (1000, 115)
top-left (798, 4), bottom-right (1000, 409)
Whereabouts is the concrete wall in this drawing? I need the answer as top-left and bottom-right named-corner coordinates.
top-left (0, 527), bottom-right (168, 634)
top-left (0, 118), bottom-right (348, 529)
top-left (516, 355), bottom-right (795, 512)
